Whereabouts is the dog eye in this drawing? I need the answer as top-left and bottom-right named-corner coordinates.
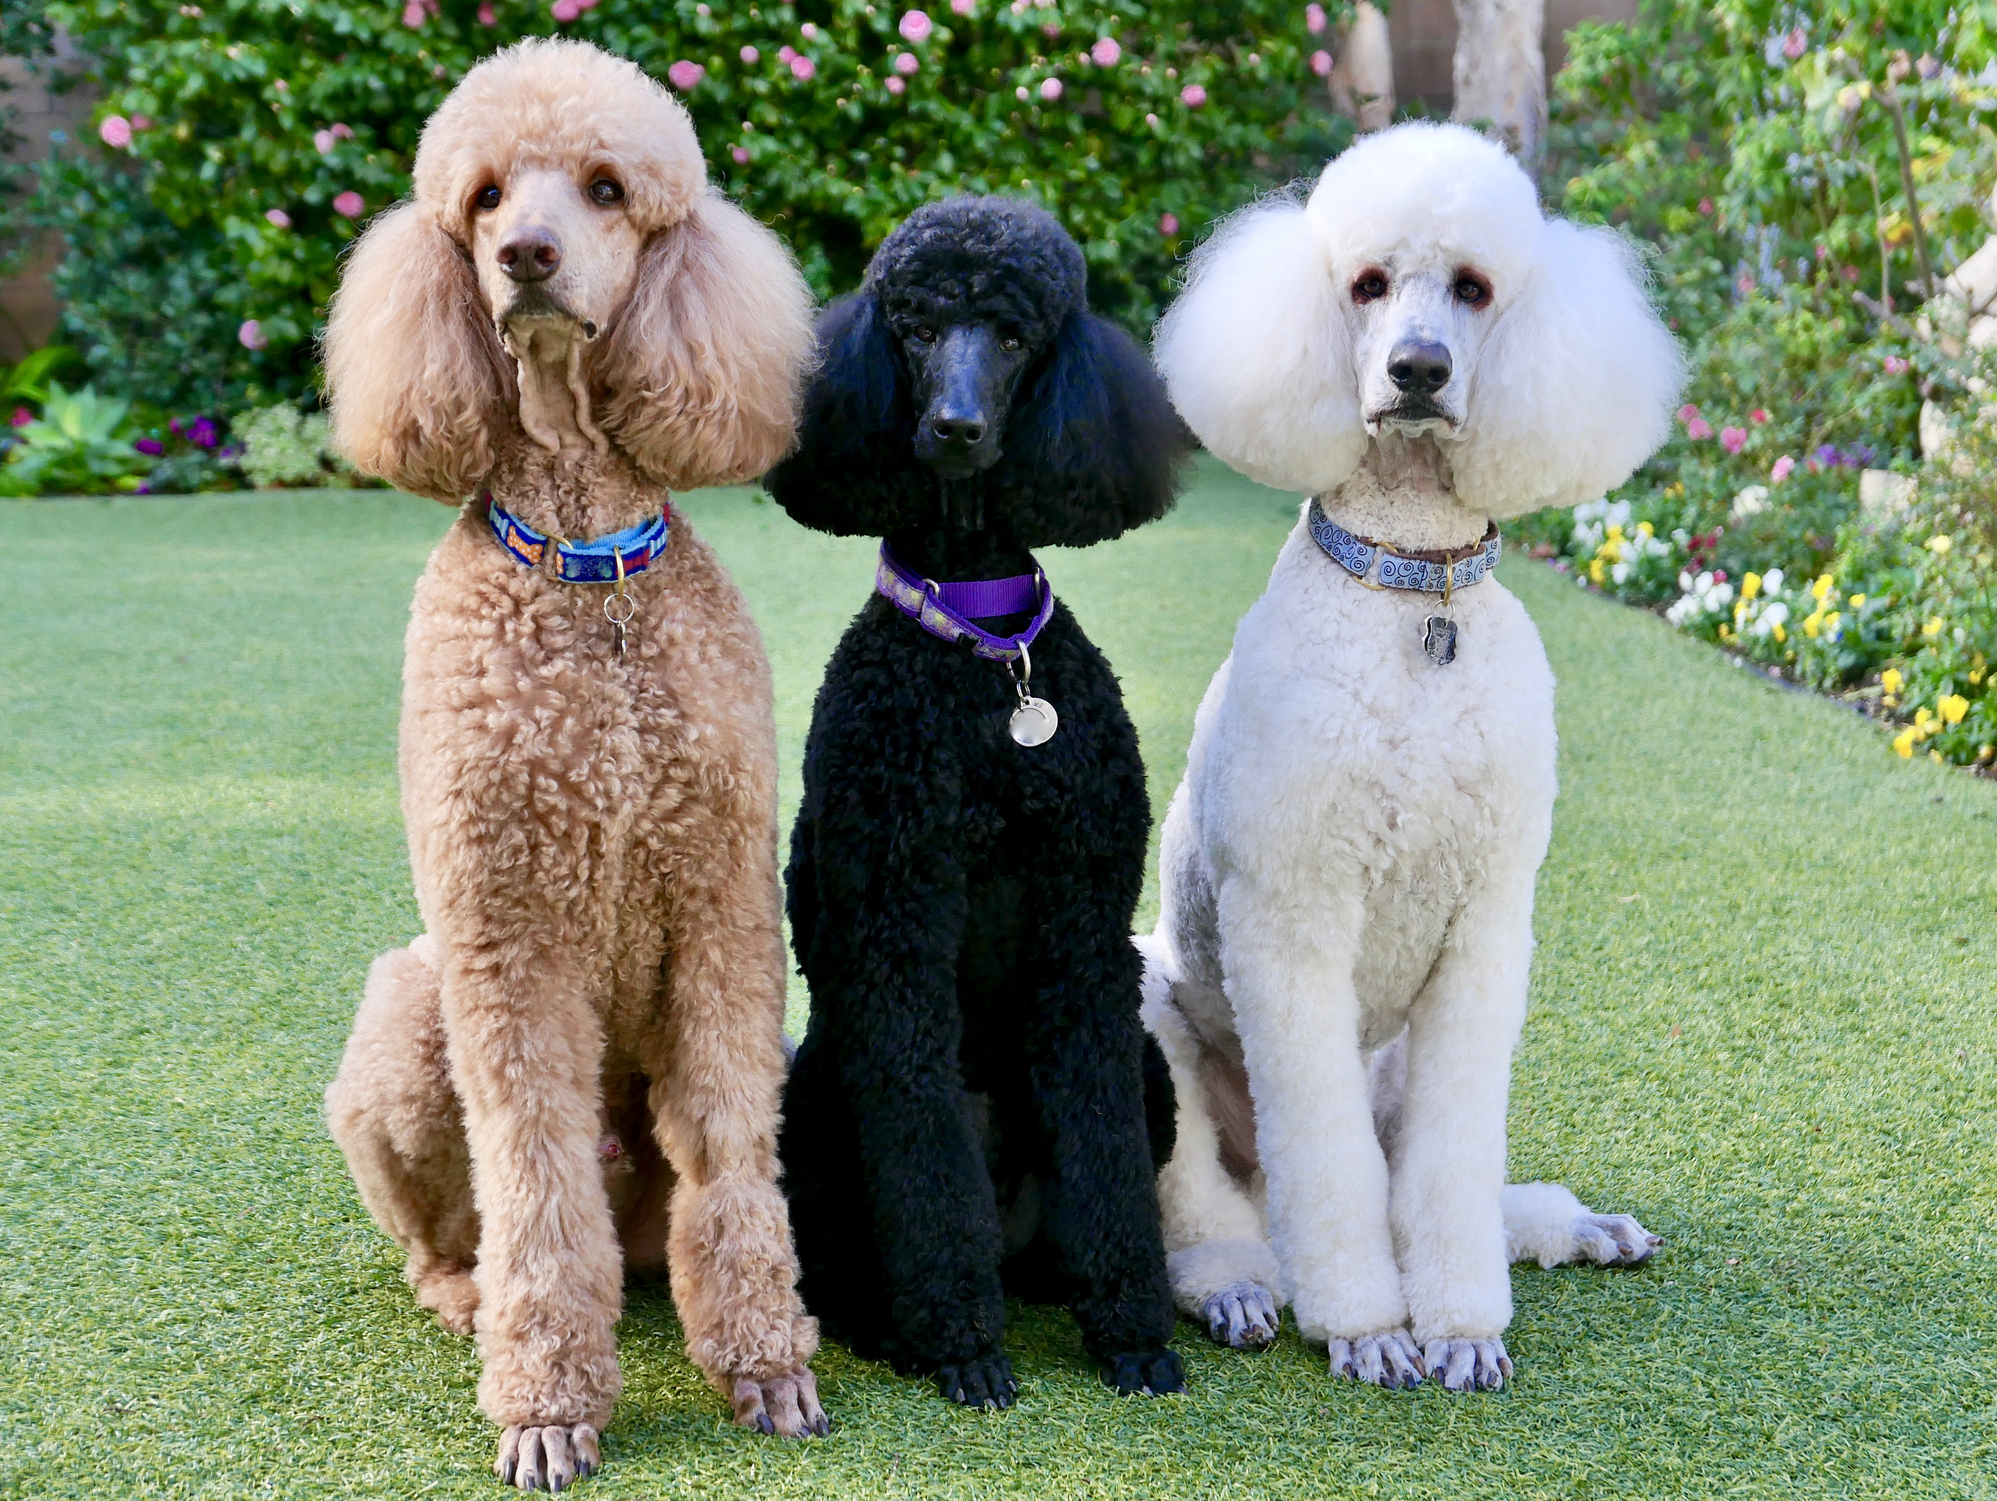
top-left (912, 326), bottom-right (936, 344)
top-left (588, 178), bottom-right (624, 205)
top-left (1351, 270), bottom-right (1388, 304)
top-left (1454, 273), bottom-right (1492, 307)
top-left (998, 334), bottom-right (1022, 352)
top-left (474, 185), bottom-right (501, 212)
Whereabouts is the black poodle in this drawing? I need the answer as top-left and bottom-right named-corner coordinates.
top-left (768, 197), bottom-right (1194, 1408)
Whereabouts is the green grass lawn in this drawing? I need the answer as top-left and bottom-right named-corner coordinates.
top-left (3, 464), bottom-right (1995, 1499)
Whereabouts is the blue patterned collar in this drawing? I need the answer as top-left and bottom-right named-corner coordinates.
top-left (484, 492), bottom-right (671, 584)
top-left (1306, 499), bottom-right (1500, 597)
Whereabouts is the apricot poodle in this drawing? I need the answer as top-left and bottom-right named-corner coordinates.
top-left (321, 39), bottom-right (821, 1492)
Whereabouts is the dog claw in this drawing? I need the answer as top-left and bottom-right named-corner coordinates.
top-left (1104, 1347), bottom-right (1187, 1397)
top-left (494, 1424), bottom-right (598, 1492)
top-left (731, 1368), bottom-right (827, 1439)
top-left (1327, 1330), bottom-right (1425, 1389)
top-left (936, 1354), bottom-right (1016, 1410)
top-left (1421, 1337), bottom-right (1511, 1393)
top-left (1573, 1213), bottom-right (1662, 1267)
top-left (1200, 1281), bottom-right (1279, 1350)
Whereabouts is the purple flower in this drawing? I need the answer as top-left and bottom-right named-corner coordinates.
top-left (187, 416), bottom-right (220, 449)
top-left (898, 9), bottom-right (933, 43)
top-left (134, 437), bottom-right (165, 456)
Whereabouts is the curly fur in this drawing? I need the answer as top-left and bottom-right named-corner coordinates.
top-left (767, 198), bottom-right (1193, 1402)
top-left (320, 39), bottom-right (823, 1481)
top-left (1141, 123), bottom-right (1672, 1390)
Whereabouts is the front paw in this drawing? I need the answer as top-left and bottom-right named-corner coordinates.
top-left (1326, 1330), bottom-right (1424, 1389)
top-left (730, 1368), bottom-right (829, 1438)
top-left (1200, 1281), bottom-right (1280, 1350)
top-left (936, 1354), bottom-right (1017, 1410)
top-left (1420, 1337), bottom-right (1512, 1392)
top-left (1103, 1347), bottom-right (1187, 1397)
top-left (1569, 1213), bottom-right (1663, 1267)
top-left (494, 1424), bottom-right (599, 1493)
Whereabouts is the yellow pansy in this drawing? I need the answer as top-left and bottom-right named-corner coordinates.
top-left (1923, 617), bottom-right (1944, 638)
top-left (1811, 573), bottom-right (1835, 601)
top-left (1927, 534), bottom-right (1952, 554)
top-left (1605, 523), bottom-right (1625, 544)
top-left (1848, 593), bottom-right (1866, 609)
top-left (1773, 623), bottom-right (1787, 643)
top-left (1972, 667), bottom-right (1988, 686)
top-left (1882, 668), bottom-right (1904, 693)
top-left (1915, 707), bottom-right (1932, 726)
top-left (1588, 558), bottom-right (1605, 585)
top-left (1825, 612), bottom-right (1843, 634)
top-left (1940, 694), bottom-right (1969, 725)
top-left (1803, 611), bottom-right (1824, 638)
top-left (1932, 749), bottom-right (1945, 763)
top-left (1894, 728), bottom-right (1917, 757)
top-left (1741, 572), bottom-right (1762, 601)
top-left (1637, 520), bottom-right (1655, 538)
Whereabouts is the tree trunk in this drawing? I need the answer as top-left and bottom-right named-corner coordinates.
top-left (1450, 0), bottom-right (1546, 162)
top-left (1329, 2), bottom-right (1395, 134)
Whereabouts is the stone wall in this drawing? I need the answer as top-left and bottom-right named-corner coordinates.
top-left (1390, 0), bottom-right (1639, 110)
top-left (0, 43), bottom-right (92, 362)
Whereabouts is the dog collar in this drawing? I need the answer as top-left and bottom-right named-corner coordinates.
top-left (874, 543), bottom-right (1053, 663)
top-left (1307, 500), bottom-right (1500, 595)
top-left (484, 493), bottom-right (671, 584)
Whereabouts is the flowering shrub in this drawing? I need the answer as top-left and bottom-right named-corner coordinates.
top-left (37, 0), bottom-right (1354, 405)
top-left (235, 401), bottom-right (344, 488)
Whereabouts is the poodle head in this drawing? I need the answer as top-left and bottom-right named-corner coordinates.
top-left (1155, 121), bottom-right (1684, 517)
top-left (323, 39), bottom-right (812, 500)
top-left (765, 196), bottom-right (1190, 548)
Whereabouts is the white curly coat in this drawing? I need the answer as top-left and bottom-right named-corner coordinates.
top-left (1139, 123), bottom-right (1681, 1391)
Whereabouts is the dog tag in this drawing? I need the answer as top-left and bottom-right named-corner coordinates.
top-left (1422, 614), bottom-right (1458, 666)
top-left (1009, 696), bottom-right (1059, 746)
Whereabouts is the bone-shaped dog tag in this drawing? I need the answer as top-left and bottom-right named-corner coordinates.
top-left (1422, 614), bottom-right (1458, 666)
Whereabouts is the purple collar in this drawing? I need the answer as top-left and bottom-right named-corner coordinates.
top-left (874, 543), bottom-right (1054, 662)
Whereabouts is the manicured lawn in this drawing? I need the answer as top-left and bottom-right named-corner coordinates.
top-left (2, 463), bottom-right (1994, 1499)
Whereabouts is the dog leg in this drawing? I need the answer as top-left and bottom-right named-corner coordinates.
top-left (1216, 879), bottom-right (1413, 1383)
top-left (1137, 941), bottom-right (1280, 1350)
top-left (326, 936), bottom-right (481, 1334)
top-left (1502, 1182), bottom-right (1662, 1269)
top-left (647, 812), bottom-right (824, 1437)
top-left (439, 943), bottom-right (623, 1488)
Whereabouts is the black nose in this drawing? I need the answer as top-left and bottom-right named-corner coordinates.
top-left (930, 414), bottom-right (985, 446)
top-left (498, 230), bottom-right (562, 283)
top-left (1387, 340), bottom-right (1452, 396)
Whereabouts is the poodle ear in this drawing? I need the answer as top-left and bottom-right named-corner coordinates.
top-left (1450, 221), bottom-right (1685, 515)
top-left (322, 202), bottom-right (513, 502)
top-left (1154, 196), bottom-right (1365, 496)
top-left (761, 290), bottom-right (929, 536)
top-left (595, 191), bottom-right (815, 492)
top-left (994, 309), bottom-right (1192, 546)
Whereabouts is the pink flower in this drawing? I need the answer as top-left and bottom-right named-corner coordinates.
top-left (951, 0), bottom-right (975, 14)
top-left (332, 123), bottom-right (353, 139)
top-left (1750, 408), bottom-right (1769, 423)
top-left (1015, 85), bottom-right (1029, 99)
top-left (1145, 111), bottom-right (1159, 127)
top-left (1815, 244), bottom-right (1829, 260)
top-left (313, 128), bottom-right (336, 153)
top-left (239, 319), bottom-right (268, 351)
top-left (1781, 27), bottom-right (1806, 60)
top-left (332, 191), bottom-right (365, 218)
top-left (1158, 211), bottom-right (1180, 236)
top-left (129, 114), bottom-right (152, 131)
top-left (1677, 403), bottom-right (1700, 424)
top-left (1309, 49), bottom-right (1332, 77)
top-left (11, 408), bottom-right (31, 427)
top-left (1697, 197), bottom-right (1714, 215)
top-left (1307, 2), bottom-right (1328, 32)
top-left (667, 59), bottom-right (706, 91)
top-left (1720, 425), bottom-right (1747, 454)
top-left (886, 75), bottom-right (906, 94)
top-left (1041, 20), bottom-right (1058, 37)
top-left (552, 0), bottom-right (580, 21)
top-left (265, 208), bottom-right (291, 229)
top-left (800, 21), bottom-right (819, 39)
top-left (778, 45), bottom-right (797, 62)
top-left (402, 1), bottom-right (425, 26)
top-left (1091, 36), bottom-right (1121, 67)
top-left (1686, 416), bottom-right (1713, 440)
top-left (895, 51), bottom-right (919, 75)
top-left (478, 2), bottom-right (496, 23)
top-left (789, 54), bottom-right (816, 80)
top-left (898, 9), bottom-right (933, 43)
top-left (1180, 83), bottom-right (1207, 107)
top-left (740, 45), bottom-right (760, 63)
top-left (1040, 77), bottom-right (1063, 100)
top-left (98, 115), bottom-right (133, 149)
top-left (1883, 354), bottom-right (1910, 375)
top-left (731, 145), bottom-right (751, 163)
top-left (1771, 454), bottom-right (1795, 483)
top-left (1736, 274), bottom-right (1756, 296)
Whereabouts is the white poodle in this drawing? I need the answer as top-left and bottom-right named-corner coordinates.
top-left (1139, 122), bottom-right (1681, 1392)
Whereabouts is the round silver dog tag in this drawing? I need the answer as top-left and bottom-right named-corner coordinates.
top-left (1009, 696), bottom-right (1059, 746)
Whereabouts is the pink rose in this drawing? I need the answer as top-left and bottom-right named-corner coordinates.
top-left (898, 9), bottom-right (933, 43)
top-left (1720, 425), bottom-right (1747, 454)
top-left (895, 51), bottom-right (919, 75)
top-left (789, 54), bottom-right (816, 80)
top-left (1158, 211), bottom-right (1179, 236)
top-left (333, 191), bottom-right (365, 218)
top-left (1883, 354), bottom-right (1910, 375)
top-left (886, 75), bottom-right (906, 94)
top-left (1309, 49), bottom-right (1332, 77)
top-left (1041, 20), bottom-right (1059, 37)
top-left (552, 0), bottom-right (580, 21)
top-left (1091, 37), bottom-right (1121, 67)
top-left (778, 45), bottom-right (797, 62)
top-left (129, 114), bottom-right (152, 131)
top-left (1015, 85), bottom-right (1029, 100)
top-left (1677, 403), bottom-right (1700, 424)
top-left (402, 1), bottom-right (425, 26)
top-left (1698, 197), bottom-right (1714, 215)
top-left (667, 59), bottom-right (706, 91)
top-left (478, 2), bottom-right (496, 23)
top-left (313, 128), bottom-right (336, 153)
top-left (1686, 417), bottom-right (1713, 440)
top-left (239, 319), bottom-right (268, 351)
top-left (800, 21), bottom-right (819, 39)
top-left (740, 45), bottom-right (760, 63)
top-left (1306, 3), bottom-right (1327, 33)
top-left (1180, 83), bottom-right (1207, 107)
top-left (951, 0), bottom-right (975, 14)
top-left (1040, 77), bottom-right (1063, 100)
top-left (1750, 408), bottom-right (1769, 423)
top-left (265, 208), bottom-right (292, 229)
top-left (732, 145), bottom-right (751, 164)
top-left (98, 115), bottom-right (133, 149)
top-left (1782, 27), bottom-right (1806, 60)
top-left (332, 123), bottom-right (353, 139)
top-left (1771, 454), bottom-right (1795, 483)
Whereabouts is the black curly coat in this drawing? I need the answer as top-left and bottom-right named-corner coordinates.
top-left (768, 198), bottom-right (1195, 1407)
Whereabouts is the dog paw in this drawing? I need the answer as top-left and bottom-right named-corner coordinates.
top-left (1420, 1337), bottom-right (1512, 1392)
top-left (1102, 1347), bottom-right (1187, 1397)
top-left (494, 1424), bottom-right (599, 1493)
top-left (730, 1368), bottom-right (829, 1438)
top-left (1569, 1213), bottom-right (1663, 1267)
top-left (936, 1355), bottom-right (1017, 1410)
top-left (1326, 1330), bottom-right (1425, 1389)
top-left (413, 1267), bottom-right (478, 1336)
top-left (1200, 1281), bottom-right (1280, 1350)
